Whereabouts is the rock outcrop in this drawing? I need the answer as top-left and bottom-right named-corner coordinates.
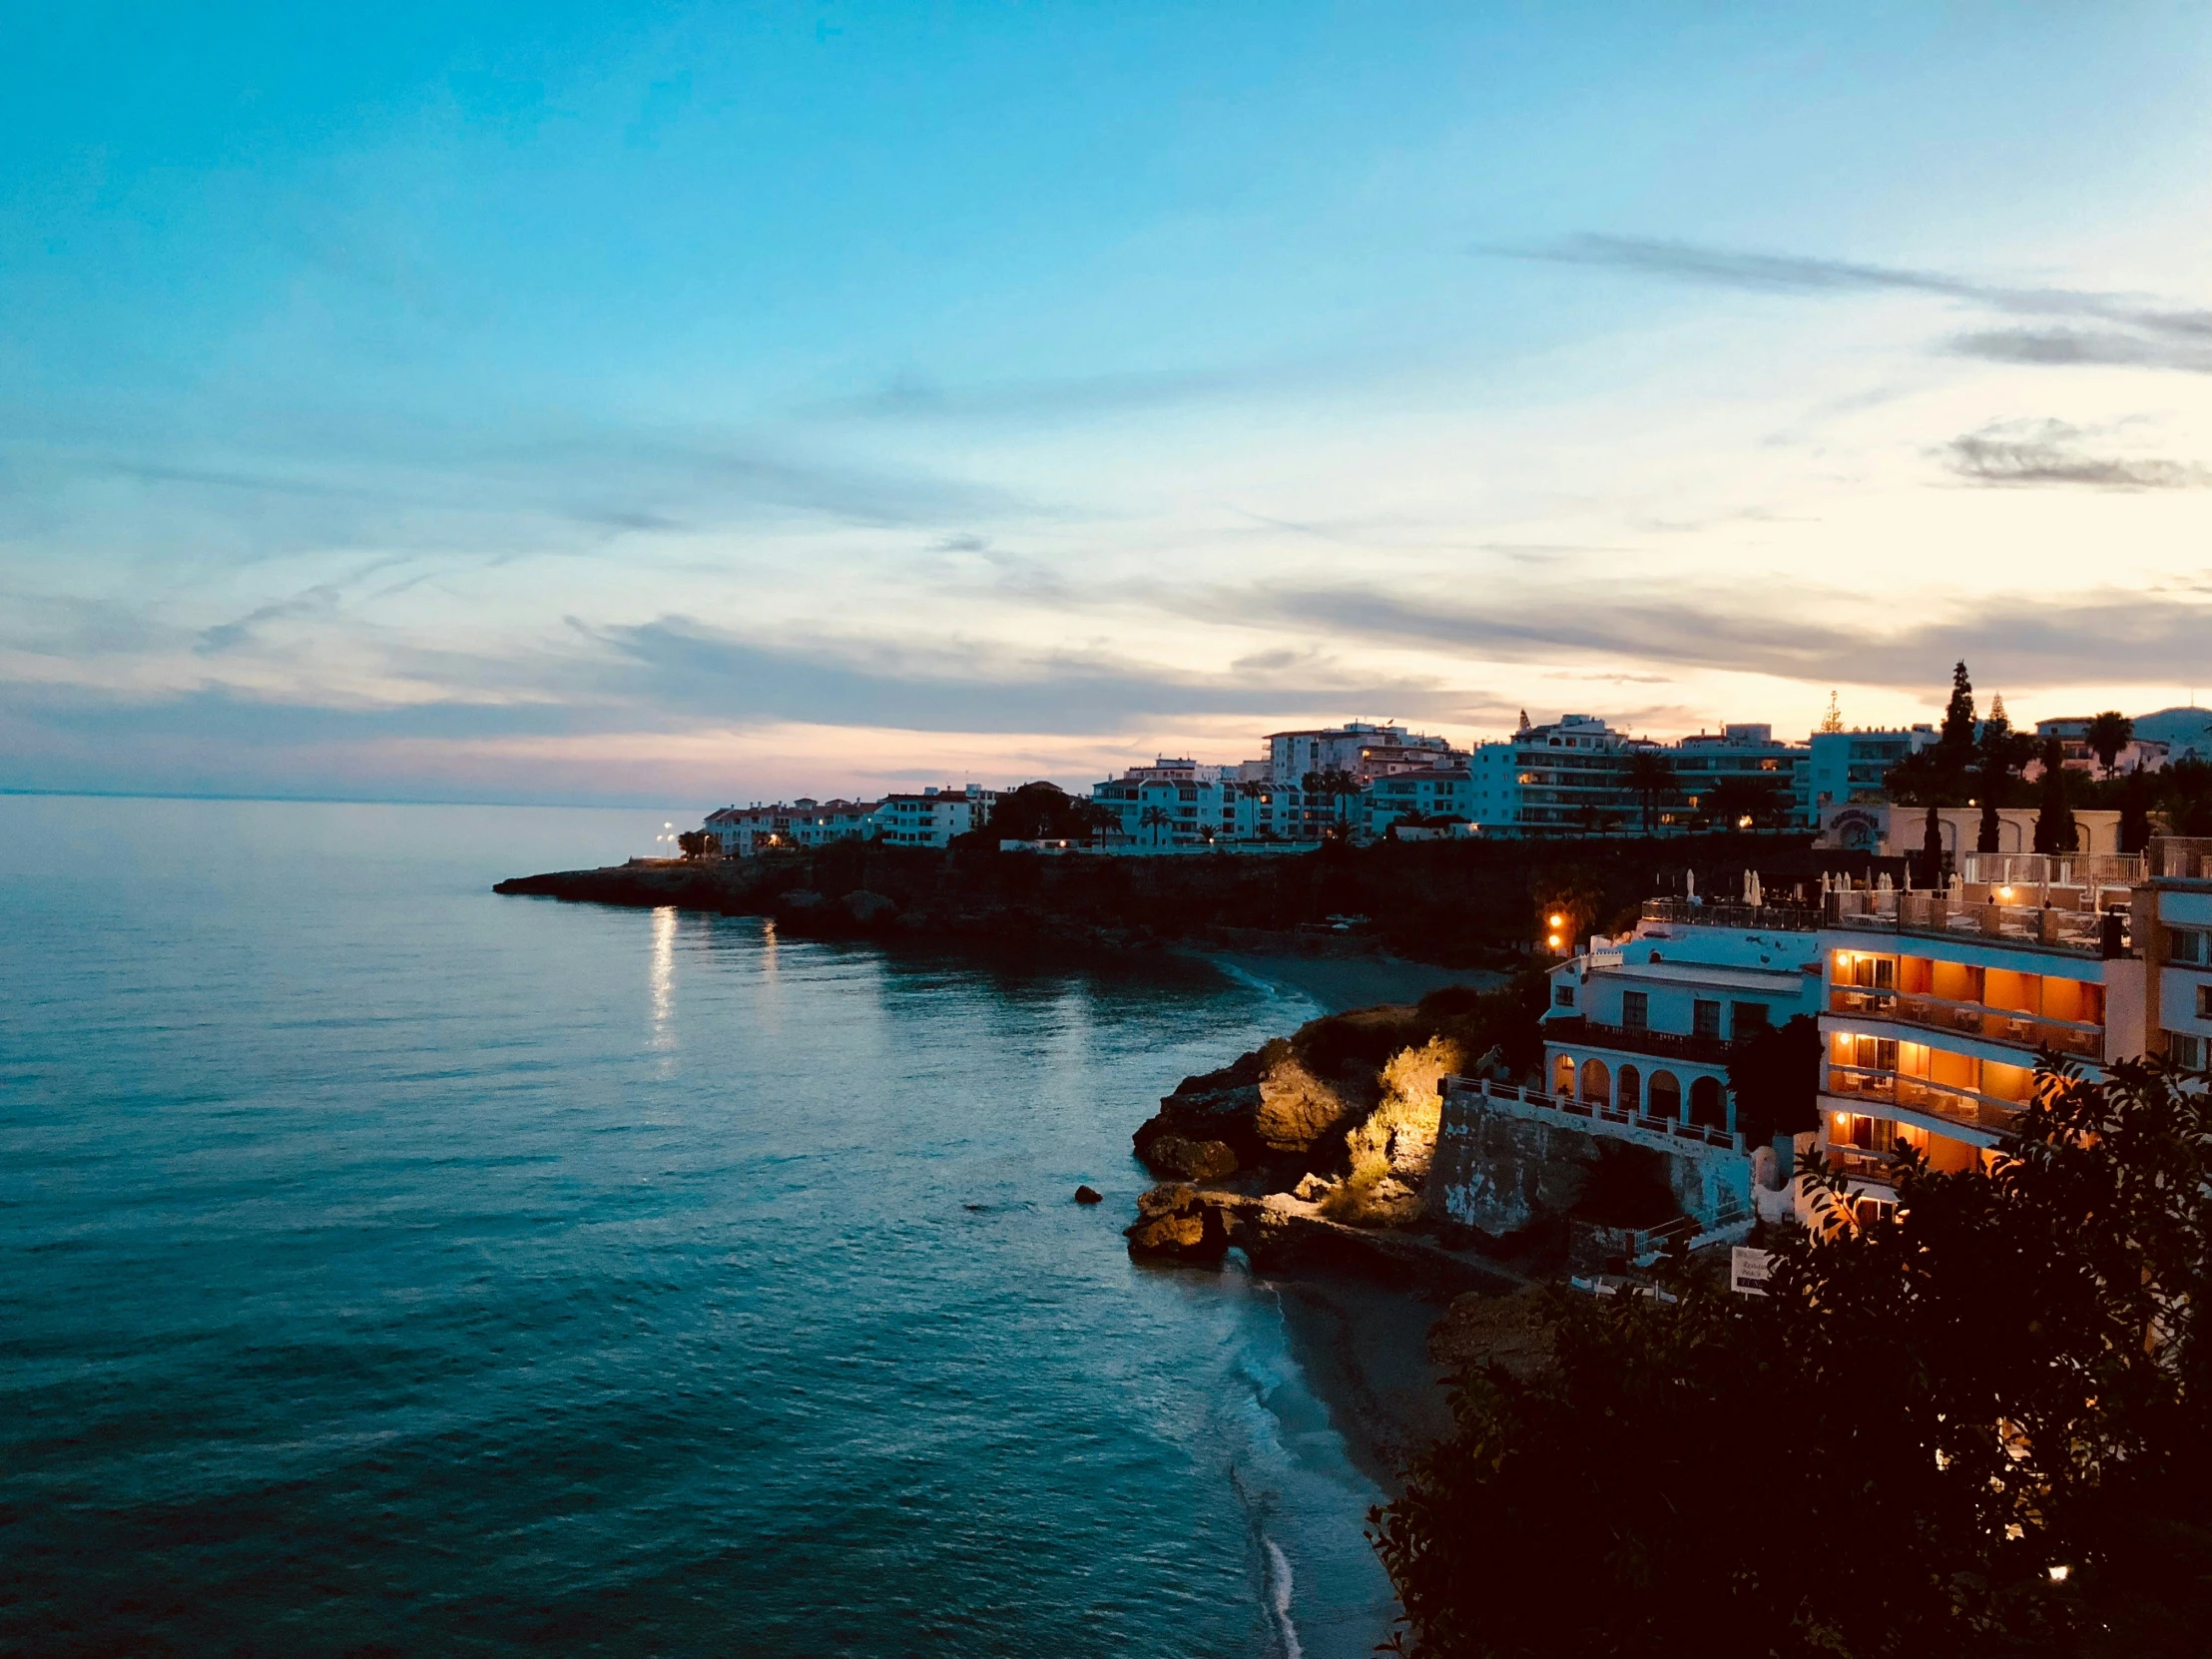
top-left (1124, 1184), bottom-right (1230, 1258)
top-left (1131, 1044), bottom-right (1361, 1177)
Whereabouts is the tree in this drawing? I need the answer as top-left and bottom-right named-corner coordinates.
top-left (675, 830), bottom-right (716, 859)
top-left (1703, 775), bottom-right (1787, 830)
top-left (2120, 767), bottom-right (2157, 854)
top-left (1919, 801), bottom-right (1945, 887)
top-left (1373, 1059), bottom-right (2212, 1658)
top-left (1302, 767), bottom-right (1364, 835)
top-left (2085, 711), bottom-right (2135, 778)
top-left (1725, 1013), bottom-right (1821, 1149)
top-left (1137, 805), bottom-right (1172, 846)
top-left (1940, 658), bottom-right (1977, 749)
top-left (1623, 752), bottom-right (1677, 835)
top-left (961, 781), bottom-right (1117, 847)
top-left (2161, 758), bottom-right (2212, 837)
top-left (2034, 737), bottom-right (2079, 854)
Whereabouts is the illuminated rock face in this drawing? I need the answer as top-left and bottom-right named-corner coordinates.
top-left (1132, 1048), bottom-right (1360, 1176)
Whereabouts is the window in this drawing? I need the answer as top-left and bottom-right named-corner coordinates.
top-left (1554, 982), bottom-right (1576, 1009)
top-left (2175, 928), bottom-right (2210, 965)
top-left (1621, 991), bottom-right (1649, 1031)
top-left (1732, 1001), bottom-right (1769, 1039)
top-left (2174, 1033), bottom-right (2206, 1071)
top-left (2199, 984), bottom-right (2212, 1020)
top-left (1693, 999), bottom-right (1721, 1039)
top-left (1852, 1035), bottom-right (1900, 1072)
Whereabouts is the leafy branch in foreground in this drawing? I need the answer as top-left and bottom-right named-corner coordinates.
top-left (1373, 1057), bottom-right (2212, 1658)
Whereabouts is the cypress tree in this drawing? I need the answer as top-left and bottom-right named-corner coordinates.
top-left (2033, 738), bottom-right (2078, 854)
top-left (1939, 660), bottom-right (1976, 751)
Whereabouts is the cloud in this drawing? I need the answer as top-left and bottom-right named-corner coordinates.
top-left (1940, 420), bottom-right (2212, 490)
top-left (1495, 235), bottom-right (2212, 375)
top-left (1948, 327), bottom-right (2212, 375)
top-left (581, 616), bottom-right (1467, 735)
top-left (1241, 580), bottom-right (2212, 693)
top-left (802, 355), bottom-right (1354, 425)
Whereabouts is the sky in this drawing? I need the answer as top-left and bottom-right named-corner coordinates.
top-left (5, 1), bottom-right (2211, 807)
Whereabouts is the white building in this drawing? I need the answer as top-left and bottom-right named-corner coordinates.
top-left (1541, 902), bottom-right (1826, 1153)
top-left (1362, 766), bottom-right (1475, 838)
top-left (1464, 716), bottom-right (1811, 837)
top-left (867, 785), bottom-right (999, 848)
top-left (1805, 726), bottom-right (1938, 811)
top-left (704, 798), bottom-right (879, 856)
top-left (1265, 723), bottom-right (1455, 787)
top-left (1090, 760), bottom-right (1324, 847)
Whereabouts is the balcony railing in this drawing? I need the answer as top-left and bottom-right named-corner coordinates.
top-left (1440, 1074), bottom-right (1744, 1152)
top-left (1544, 1014), bottom-right (1734, 1065)
top-left (1824, 889), bottom-right (2123, 957)
top-left (1640, 897), bottom-right (1821, 933)
top-left (1826, 986), bottom-right (2103, 1058)
top-left (1825, 1064), bottom-right (2022, 1133)
top-left (1823, 1148), bottom-right (1902, 1187)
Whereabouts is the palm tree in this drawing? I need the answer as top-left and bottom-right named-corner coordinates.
top-left (1138, 805), bottom-right (1172, 846)
top-left (1623, 752), bottom-right (1677, 836)
top-left (2084, 711), bottom-right (2134, 777)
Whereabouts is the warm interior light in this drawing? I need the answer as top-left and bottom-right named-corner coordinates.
top-left (1998, 884), bottom-right (2015, 899)
top-left (2048, 1564), bottom-right (2070, 1584)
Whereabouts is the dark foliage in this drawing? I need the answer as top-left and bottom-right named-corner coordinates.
top-left (1373, 1059), bottom-right (2212, 1658)
top-left (1726, 1013), bottom-right (1822, 1148)
top-left (953, 781), bottom-right (1116, 847)
top-left (2035, 738), bottom-right (2080, 853)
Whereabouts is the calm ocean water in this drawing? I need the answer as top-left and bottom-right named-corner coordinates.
top-left (0, 797), bottom-right (1395, 1657)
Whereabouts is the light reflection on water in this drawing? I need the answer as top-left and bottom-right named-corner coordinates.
top-left (0, 796), bottom-right (1393, 1659)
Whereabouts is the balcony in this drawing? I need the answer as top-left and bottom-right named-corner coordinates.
top-left (1545, 1014), bottom-right (1733, 1065)
top-left (1640, 897), bottom-right (1820, 933)
top-left (1823, 1148), bottom-right (1902, 1187)
top-left (1441, 1074), bottom-right (1743, 1153)
top-left (1825, 1064), bottom-right (2022, 1134)
top-left (1824, 889), bottom-right (2124, 958)
top-left (1826, 986), bottom-right (2103, 1058)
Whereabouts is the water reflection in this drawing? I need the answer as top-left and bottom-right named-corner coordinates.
top-left (650, 905), bottom-right (676, 1053)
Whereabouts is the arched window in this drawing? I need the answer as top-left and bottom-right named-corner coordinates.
top-left (1579, 1058), bottom-right (1611, 1105)
top-left (1616, 1064), bottom-right (1641, 1115)
top-left (1689, 1075), bottom-right (1727, 1130)
top-left (1648, 1070), bottom-right (1682, 1122)
top-left (1553, 1054), bottom-right (1576, 1097)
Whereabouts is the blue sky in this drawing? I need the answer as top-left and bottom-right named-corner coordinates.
top-left (6, 2), bottom-right (2210, 804)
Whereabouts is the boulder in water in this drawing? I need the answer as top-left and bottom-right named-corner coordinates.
top-left (1073, 1184), bottom-right (1103, 1204)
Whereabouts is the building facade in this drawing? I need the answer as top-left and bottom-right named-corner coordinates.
top-left (1812, 849), bottom-right (2143, 1226)
top-left (1465, 716), bottom-right (1811, 837)
top-left (704, 798), bottom-right (879, 856)
top-left (867, 785), bottom-right (999, 848)
top-left (1806, 726), bottom-right (1938, 811)
top-left (2137, 837), bottom-right (2212, 1070)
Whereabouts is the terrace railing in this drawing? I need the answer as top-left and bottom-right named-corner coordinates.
top-left (2146, 837), bottom-right (2212, 881)
top-left (1824, 889), bottom-right (2121, 956)
top-left (1640, 897), bottom-right (1821, 933)
top-left (1440, 1074), bottom-right (1745, 1153)
top-left (1543, 1013), bottom-right (1735, 1065)
top-left (1825, 1063), bottom-right (2022, 1134)
top-left (1826, 985), bottom-right (2103, 1059)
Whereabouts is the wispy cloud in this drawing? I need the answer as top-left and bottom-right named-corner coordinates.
top-left (1940, 420), bottom-right (2212, 489)
top-left (1494, 234), bottom-right (2212, 373)
top-left (1243, 580), bottom-right (2212, 693)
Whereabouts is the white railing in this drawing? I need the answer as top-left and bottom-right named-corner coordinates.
top-left (1440, 1075), bottom-right (1745, 1154)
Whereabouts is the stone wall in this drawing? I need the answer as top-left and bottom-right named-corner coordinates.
top-left (1430, 1089), bottom-right (1753, 1239)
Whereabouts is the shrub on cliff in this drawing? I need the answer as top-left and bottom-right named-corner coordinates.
top-left (1324, 1036), bottom-right (1461, 1227)
top-left (1373, 1058), bottom-right (2212, 1658)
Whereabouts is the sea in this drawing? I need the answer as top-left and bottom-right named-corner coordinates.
top-left (0, 795), bottom-right (1399, 1658)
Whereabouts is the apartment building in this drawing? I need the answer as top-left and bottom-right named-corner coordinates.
top-left (704, 798), bottom-right (879, 856)
top-left (1362, 765), bottom-right (1475, 838)
top-left (1265, 723), bottom-right (1456, 787)
top-left (1806, 726), bottom-right (1938, 811)
top-left (1465, 716), bottom-right (1811, 837)
top-left (869, 785), bottom-right (999, 848)
top-left (1814, 849), bottom-right (2142, 1225)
